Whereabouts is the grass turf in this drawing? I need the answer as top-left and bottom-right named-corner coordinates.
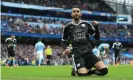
top-left (1, 65), bottom-right (133, 80)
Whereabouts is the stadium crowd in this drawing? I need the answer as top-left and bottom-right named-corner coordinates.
top-left (124, 48), bottom-right (133, 54)
top-left (99, 24), bottom-right (133, 39)
top-left (1, 43), bottom-right (71, 66)
top-left (1, 14), bottom-right (133, 39)
top-left (1, 15), bottom-right (65, 35)
top-left (1, 42), bottom-right (133, 66)
top-left (2, 0), bottom-right (116, 13)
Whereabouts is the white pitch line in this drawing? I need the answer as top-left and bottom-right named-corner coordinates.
top-left (2, 76), bottom-right (133, 80)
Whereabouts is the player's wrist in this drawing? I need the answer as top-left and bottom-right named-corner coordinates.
top-left (91, 21), bottom-right (99, 26)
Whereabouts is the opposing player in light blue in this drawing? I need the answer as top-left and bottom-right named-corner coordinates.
top-left (92, 46), bottom-right (100, 57)
top-left (98, 43), bottom-right (110, 66)
top-left (34, 39), bottom-right (45, 66)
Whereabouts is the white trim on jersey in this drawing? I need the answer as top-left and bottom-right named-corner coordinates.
top-left (86, 21), bottom-right (96, 36)
top-left (5, 38), bottom-right (16, 42)
top-left (88, 22), bottom-right (95, 31)
top-left (112, 42), bottom-right (122, 48)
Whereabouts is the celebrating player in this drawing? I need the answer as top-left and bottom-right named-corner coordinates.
top-left (62, 6), bottom-right (108, 76)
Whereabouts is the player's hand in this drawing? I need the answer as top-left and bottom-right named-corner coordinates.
top-left (91, 21), bottom-right (99, 25)
top-left (63, 49), bottom-right (71, 55)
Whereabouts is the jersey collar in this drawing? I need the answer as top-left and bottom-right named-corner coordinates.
top-left (71, 20), bottom-right (83, 26)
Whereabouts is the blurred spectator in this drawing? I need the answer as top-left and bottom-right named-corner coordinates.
top-left (1, 15), bottom-right (65, 35)
top-left (1, 14), bottom-right (133, 39)
top-left (2, 0), bottom-right (116, 13)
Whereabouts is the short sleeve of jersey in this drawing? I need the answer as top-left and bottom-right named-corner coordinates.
top-left (62, 24), bottom-right (69, 40)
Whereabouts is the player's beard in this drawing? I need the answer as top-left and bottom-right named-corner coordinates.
top-left (73, 16), bottom-right (80, 22)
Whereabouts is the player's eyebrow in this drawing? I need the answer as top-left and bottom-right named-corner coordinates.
top-left (73, 10), bottom-right (80, 13)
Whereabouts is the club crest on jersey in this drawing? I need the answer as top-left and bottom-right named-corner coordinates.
top-left (77, 63), bottom-right (80, 67)
top-left (81, 24), bottom-right (85, 27)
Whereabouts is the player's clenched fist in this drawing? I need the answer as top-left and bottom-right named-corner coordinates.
top-left (63, 49), bottom-right (71, 55)
top-left (91, 21), bottom-right (99, 25)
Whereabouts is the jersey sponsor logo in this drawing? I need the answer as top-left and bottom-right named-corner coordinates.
top-left (70, 26), bottom-right (73, 28)
top-left (81, 24), bottom-right (85, 27)
top-left (73, 32), bottom-right (86, 40)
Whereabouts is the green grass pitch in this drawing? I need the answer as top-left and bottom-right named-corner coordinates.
top-left (1, 65), bottom-right (133, 80)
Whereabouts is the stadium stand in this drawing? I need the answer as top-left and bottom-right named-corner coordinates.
top-left (1, 14), bottom-right (133, 39)
top-left (1, 0), bottom-right (133, 66)
top-left (2, 0), bottom-right (116, 13)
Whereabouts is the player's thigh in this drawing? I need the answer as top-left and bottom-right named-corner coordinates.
top-left (7, 47), bottom-right (13, 55)
top-left (37, 52), bottom-right (43, 59)
top-left (49, 55), bottom-right (52, 59)
top-left (85, 57), bottom-right (93, 70)
top-left (75, 57), bottom-right (88, 73)
top-left (94, 61), bottom-right (106, 70)
top-left (86, 55), bottom-right (106, 70)
top-left (47, 55), bottom-right (52, 59)
top-left (10, 50), bottom-right (15, 58)
top-left (46, 55), bottom-right (50, 59)
top-left (115, 52), bottom-right (119, 58)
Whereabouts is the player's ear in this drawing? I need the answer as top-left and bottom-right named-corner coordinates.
top-left (80, 12), bottom-right (82, 17)
top-left (71, 13), bottom-right (73, 17)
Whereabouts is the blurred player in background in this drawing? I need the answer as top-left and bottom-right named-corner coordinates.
top-left (98, 43), bottom-right (110, 66)
top-left (112, 39), bottom-right (123, 65)
top-left (63, 44), bottom-right (73, 65)
top-left (63, 44), bottom-right (73, 55)
top-left (98, 43), bottom-right (110, 60)
top-left (34, 39), bottom-right (45, 66)
top-left (62, 6), bottom-right (108, 76)
top-left (92, 46), bottom-right (100, 57)
top-left (45, 45), bottom-right (53, 65)
top-left (5, 35), bottom-right (17, 67)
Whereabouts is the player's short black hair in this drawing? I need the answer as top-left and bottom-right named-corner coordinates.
top-left (38, 39), bottom-right (41, 42)
top-left (72, 5), bottom-right (80, 9)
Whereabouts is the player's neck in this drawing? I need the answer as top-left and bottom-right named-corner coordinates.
top-left (72, 18), bottom-right (81, 25)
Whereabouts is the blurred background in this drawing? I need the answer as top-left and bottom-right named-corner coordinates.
top-left (1, 0), bottom-right (133, 66)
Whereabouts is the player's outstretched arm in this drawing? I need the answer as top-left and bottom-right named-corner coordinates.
top-left (92, 21), bottom-right (100, 40)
